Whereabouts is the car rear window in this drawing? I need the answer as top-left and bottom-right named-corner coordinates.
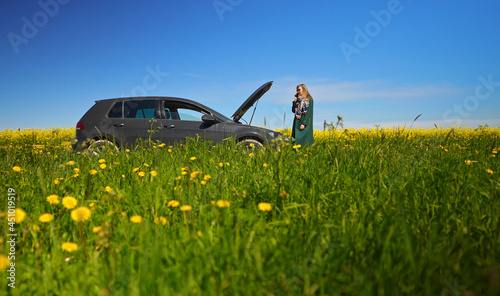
top-left (124, 100), bottom-right (157, 119)
top-left (108, 102), bottom-right (123, 118)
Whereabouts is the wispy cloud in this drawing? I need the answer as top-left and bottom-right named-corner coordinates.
top-left (266, 77), bottom-right (464, 104)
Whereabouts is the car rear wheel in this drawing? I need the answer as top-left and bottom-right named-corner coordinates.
top-left (238, 138), bottom-right (263, 149)
top-left (86, 139), bottom-right (119, 156)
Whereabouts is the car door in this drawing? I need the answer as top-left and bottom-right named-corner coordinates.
top-left (107, 99), bottom-right (164, 147)
top-left (161, 100), bottom-right (225, 145)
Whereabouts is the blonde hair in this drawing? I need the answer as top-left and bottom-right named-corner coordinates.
top-left (297, 84), bottom-right (313, 101)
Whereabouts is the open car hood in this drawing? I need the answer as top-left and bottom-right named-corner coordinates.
top-left (231, 81), bottom-right (273, 122)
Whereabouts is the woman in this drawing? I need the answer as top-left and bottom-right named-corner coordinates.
top-left (292, 84), bottom-right (314, 146)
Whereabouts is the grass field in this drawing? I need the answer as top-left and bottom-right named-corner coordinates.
top-left (1, 126), bottom-right (499, 295)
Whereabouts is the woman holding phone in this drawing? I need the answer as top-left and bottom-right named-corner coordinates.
top-left (292, 84), bottom-right (314, 146)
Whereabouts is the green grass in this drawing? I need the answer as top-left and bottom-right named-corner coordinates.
top-left (1, 128), bottom-right (499, 295)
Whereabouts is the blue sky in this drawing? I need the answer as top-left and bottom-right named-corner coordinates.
top-left (1, 0), bottom-right (499, 131)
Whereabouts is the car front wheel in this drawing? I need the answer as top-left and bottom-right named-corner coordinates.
top-left (238, 138), bottom-right (263, 149)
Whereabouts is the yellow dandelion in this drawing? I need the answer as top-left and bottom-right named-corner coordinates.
top-left (175, 176), bottom-right (182, 181)
top-left (132, 167), bottom-right (140, 173)
top-left (62, 196), bottom-right (78, 209)
top-left (105, 186), bottom-right (113, 192)
top-left (74, 168), bottom-right (80, 174)
top-left (32, 224), bottom-right (41, 232)
top-left (125, 149), bottom-right (131, 152)
top-left (89, 169), bottom-right (97, 175)
top-left (249, 153), bottom-right (255, 157)
top-left (130, 215), bottom-right (142, 224)
top-left (154, 217), bottom-right (167, 225)
top-left (92, 226), bottom-right (102, 233)
top-left (487, 169), bottom-right (493, 175)
top-left (216, 199), bottom-right (231, 208)
top-left (263, 163), bottom-right (268, 167)
top-left (12, 166), bottom-right (22, 172)
top-left (99, 163), bottom-right (107, 169)
top-left (219, 162), bottom-right (224, 167)
top-left (258, 202), bottom-right (272, 212)
top-left (0, 255), bottom-right (11, 271)
top-left (293, 144), bottom-right (302, 149)
top-left (168, 200), bottom-right (180, 208)
top-left (203, 174), bottom-right (211, 181)
top-left (39, 213), bottom-right (54, 223)
top-left (15, 208), bottom-right (26, 224)
top-left (150, 170), bottom-right (158, 177)
top-left (464, 160), bottom-right (474, 166)
top-left (89, 202), bottom-right (96, 210)
top-left (98, 159), bottom-right (106, 163)
top-left (46, 194), bottom-right (59, 205)
top-left (181, 171), bottom-right (188, 175)
top-left (190, 156), bottom-right (196, 161)
top-left (201, 180), bottom-right (207, 185)
top-left (71, 206), bottom-right (92, 222)
top-left (180, 205), bottom-right (192, 212)
top-left (61, 242), bottom-right (78, 253)
top-left (168, 148), bottom-right (172, 153)
top-left (66, 161), bottom-right (75, 166)
top-left (138, 171), bottom-right (145, 177)
top-left (210, 200), bottom-right (216, 205)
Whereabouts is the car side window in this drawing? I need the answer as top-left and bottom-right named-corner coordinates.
top-left (108, 102), bottom-right (122, 118)
top-left (124, 100), bottom-right (157, 119)
top-left (164, 101), bottom-right (208, 122)
top-left (177, 108), bottom-right (204, 122)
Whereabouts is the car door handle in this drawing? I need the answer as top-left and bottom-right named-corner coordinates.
top-left (164, 124), bottom-right (175, 128)
top-left (113, 123), bottom-right (125, 127)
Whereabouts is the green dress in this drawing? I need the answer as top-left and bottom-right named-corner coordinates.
top-left (292, 99), bottom-right (314, 146)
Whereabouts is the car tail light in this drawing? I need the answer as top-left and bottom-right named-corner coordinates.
top-left (76, 121), bottom-right (85, 130)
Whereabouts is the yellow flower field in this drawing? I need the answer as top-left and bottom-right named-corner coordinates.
top-left (0, 125), bottom-right (499, 295)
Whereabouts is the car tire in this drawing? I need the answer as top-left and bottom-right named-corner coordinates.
top-left (86, 139), bottom-right (119, 156)
top-left (239, 138), bottom-right (263, 149)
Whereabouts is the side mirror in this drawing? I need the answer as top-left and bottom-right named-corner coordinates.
top-left (202, 114), bottom-right (219, 123)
